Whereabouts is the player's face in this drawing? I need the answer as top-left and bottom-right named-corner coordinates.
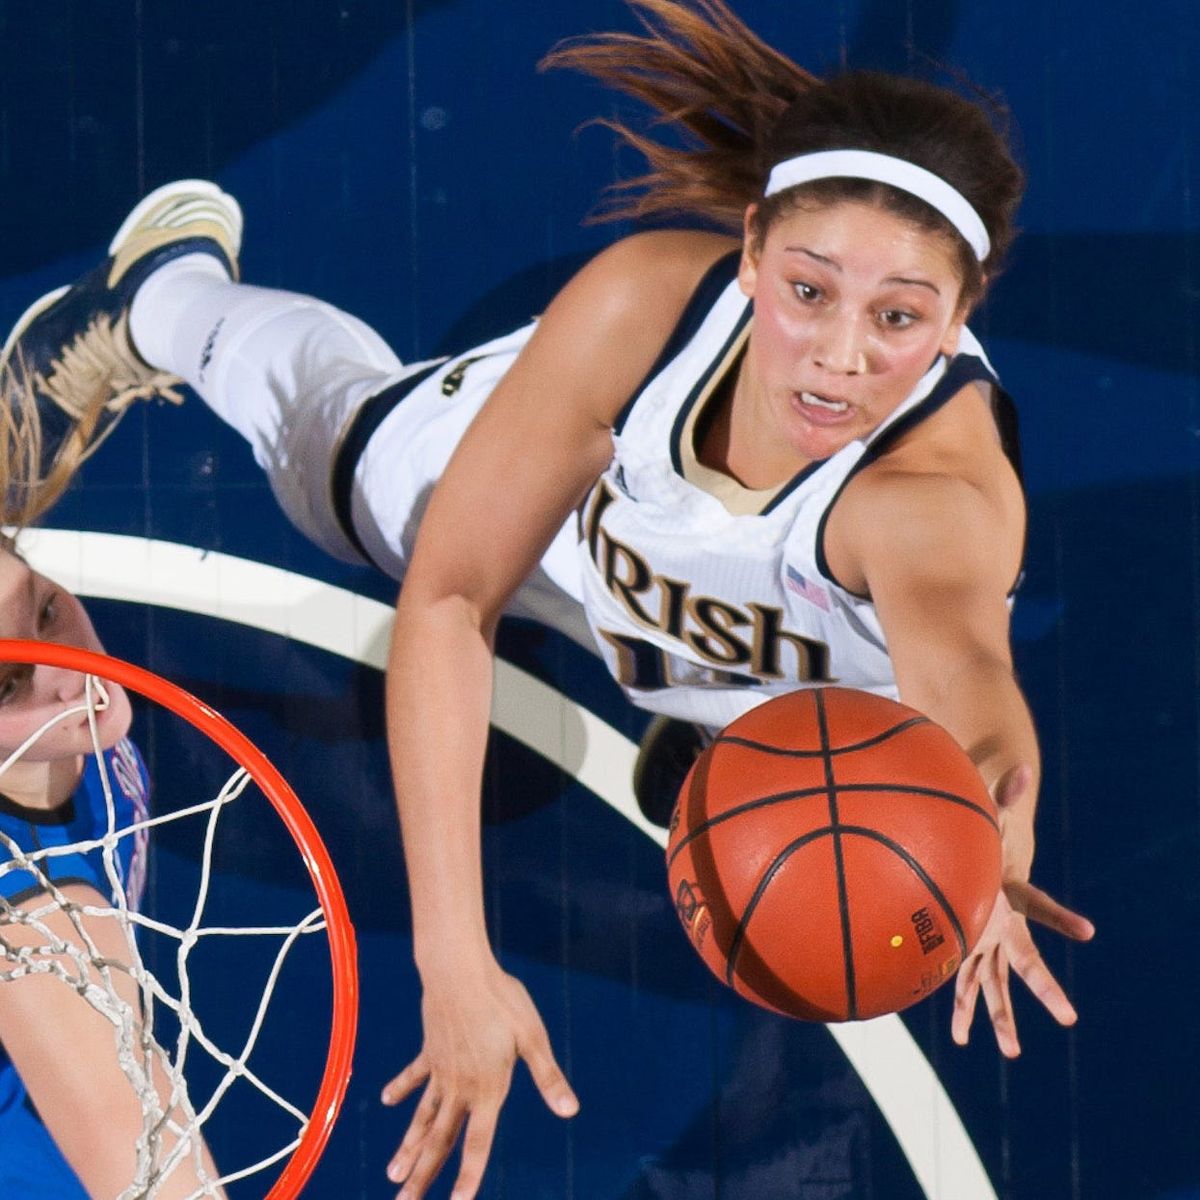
top-left (0, 550), bottom-right (132, 764)
top-left (737, 199), bottom-right (969, 465)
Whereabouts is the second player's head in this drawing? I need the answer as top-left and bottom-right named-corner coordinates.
top-left (0, 544), bottom-right (131, 775)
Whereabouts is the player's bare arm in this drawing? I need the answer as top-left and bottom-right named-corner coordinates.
top-left (0, 884), bottom-right (224, 1200)
top-left (826, 424), bottom-right (1094, 1054)
top-left (381, 229), bottom-right (734, 1200)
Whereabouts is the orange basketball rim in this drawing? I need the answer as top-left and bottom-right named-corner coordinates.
top-left (0, 638), bottom-right (358, 1199)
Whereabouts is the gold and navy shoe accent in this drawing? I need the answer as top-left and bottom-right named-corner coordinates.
top-left (0, 179), bottom-right (242, 514)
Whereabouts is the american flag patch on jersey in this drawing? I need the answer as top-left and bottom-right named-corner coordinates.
top-left (785, 565), bottom-right (831, 612)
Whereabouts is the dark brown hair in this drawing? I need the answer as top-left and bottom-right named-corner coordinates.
top-left (541, 0), bottom-right (1024, 301)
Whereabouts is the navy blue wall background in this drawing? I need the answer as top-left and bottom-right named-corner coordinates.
top-left (1, 1), bottom-right (1197, 1197)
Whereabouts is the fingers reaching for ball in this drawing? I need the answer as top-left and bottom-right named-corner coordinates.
top-left (993, 762), bottom-right (1035, 811)
top-left (381, 966), bottom-right (578, 1200)
top-left (952, 897), bottom-right (1022, 1056)
top-left (1003, 878), bottom-right (1096, 943)
top-left (952, 884), bottom-right (1091, 1057)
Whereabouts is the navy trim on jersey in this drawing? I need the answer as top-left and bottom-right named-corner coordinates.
top-left (614, 249), bottom-right (742, 437)
top-left (852, 355), bottom-right (1000, 471)
top-left (3, 876), bottom-right (98, 909)
top-left (0, 792), bottom-right (75, 826)
top-left (992, 386), bottom-right (1023, 482)
top-left (330, 360), bottom-right (445, 566)
top-left (992, 385), bottom-right (1026, 595)
top-left (667, 304), bottom-right (752, 475)
top-left (813, 353), bottom-right (1008, 593)
top-left (760, 449), bottom-right (835, 516)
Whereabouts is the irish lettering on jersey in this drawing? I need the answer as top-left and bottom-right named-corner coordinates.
top-left (580, 479), bottom-right (833, 689)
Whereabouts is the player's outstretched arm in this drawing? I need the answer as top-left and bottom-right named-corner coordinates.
top-left (0, 883), bottom-right (225, 1198)
top-left (950, 765), bottom-right (1095, 1055)
top-left (380, 231), bottom-right (736, 1200)
top-left (833, 445), bottom-right (1094, 1054)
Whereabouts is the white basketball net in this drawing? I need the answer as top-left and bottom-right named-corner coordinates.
top-left (0, 674), bottom-right (331, 1198)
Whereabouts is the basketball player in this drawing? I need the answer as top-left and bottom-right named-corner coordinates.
top-left (0, 3), bottom-right (1096, 1196)
top-left (0, 546), bottom-right (224, 1197)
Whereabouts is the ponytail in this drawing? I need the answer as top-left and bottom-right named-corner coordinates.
top-left (540, 0), bottom-right (818, 231)
top-left (542, 1), bottom-right (1023, 292)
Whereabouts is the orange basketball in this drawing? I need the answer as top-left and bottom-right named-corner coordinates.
top-left (665, 688), bottom-right (1001, 1021)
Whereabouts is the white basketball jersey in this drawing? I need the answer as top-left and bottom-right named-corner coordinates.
top-left (574, 253), bottom-right (1006, 729)
top-left (346, 322), bottom-right (594, 643)
top-left (349, 253), bottom-right (1010, 722)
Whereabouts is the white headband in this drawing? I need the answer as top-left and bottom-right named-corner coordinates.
top-left (764, 149), bottom-right (990, 262)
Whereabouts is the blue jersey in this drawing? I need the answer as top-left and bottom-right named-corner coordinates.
top-left (0, 738), bottom-right (150, 1195)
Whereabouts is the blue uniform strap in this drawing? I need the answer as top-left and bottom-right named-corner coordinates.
top-left (329, 360), bottom-right (446, 566)
top-left (613, 249), bottom-right (742, 436)
top-left (814, 354), bottom-right (1020, 592)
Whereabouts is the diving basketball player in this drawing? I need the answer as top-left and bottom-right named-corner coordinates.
top-left (0, 3), bottom-right (1095, 1196)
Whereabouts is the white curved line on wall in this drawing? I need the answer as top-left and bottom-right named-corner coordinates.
top-left (22, 527), bottom-right (997, 1200)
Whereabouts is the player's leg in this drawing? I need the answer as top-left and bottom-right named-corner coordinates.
top-left (632, 715), bottom-right (714, 826)
top-left (1, 179), bottom-right (597, 645)
top-left (1, 180), bottom-right (409, 562)
top-left (128, 255), bottom-right (410, 562)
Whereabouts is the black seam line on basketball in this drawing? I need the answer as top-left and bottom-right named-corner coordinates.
top-left (714, 716), bottom-right (931, 758)
top-left (665, 784), bottom-right (833, 870)
top-left (664, 779), bottom-right (998, 873)
top-left (838, 826), bottom-right (969, 955)
top-left (817, 690), bottom-right (858, 1021)
top-left (837, 783), bottom-right (999, 830)
top-left (723, 824), bottom-right (836, 988)
top-left (718, 824), bottom-right (973, 996)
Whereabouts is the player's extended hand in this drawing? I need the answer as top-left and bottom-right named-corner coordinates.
top-left (951, 765), bottom-right (1095, 1056)
top-left (381, 962), bottom-right (579, 1200)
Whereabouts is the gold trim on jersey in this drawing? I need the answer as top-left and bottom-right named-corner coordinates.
top-left (677, 320), bottom-right (784, 517)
